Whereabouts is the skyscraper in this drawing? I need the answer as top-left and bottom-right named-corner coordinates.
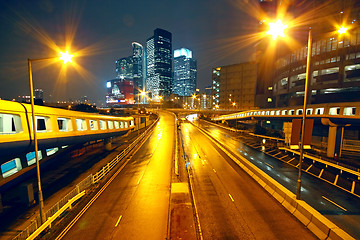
top-left (146, 28), bottom-right (172, 98)
top-left (173, 48), bottom-right (197, 96)
top-left (115, 57), bottom-right (133, 80)
top-left (132, 42), bottom-right (144, 98)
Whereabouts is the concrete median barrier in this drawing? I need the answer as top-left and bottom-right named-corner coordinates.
top-left (328, 227), bottom-right (355, 240)
top-left (307, 210), bottom-right (334, 240)
top-left (293, 201), bottom-right (313, 226)
top-left (282, 194), bottom-right (298, 214)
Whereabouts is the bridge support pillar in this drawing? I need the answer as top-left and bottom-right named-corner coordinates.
top-left (321, 118), bottom-right (348, 158)
top-left (104, 138), bottom-right (112, 151)
top-left (327, 126), bottom-right (344, 158)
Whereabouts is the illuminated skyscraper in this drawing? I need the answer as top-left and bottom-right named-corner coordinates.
top-left (173, 48), bottom-right (197, 96)
top-left (132, 42), bottom-right (144, 98)
top-left (146, 28), bottom-right (172, 97)
top-left (115, 57), bottom-right (133, 80)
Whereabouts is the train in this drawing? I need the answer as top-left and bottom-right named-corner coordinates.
top-left (212, 102), bottom-right (360, 125)
top-left (0, 100), bottom-right (135, 163)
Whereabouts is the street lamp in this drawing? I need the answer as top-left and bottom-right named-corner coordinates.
top-left (28, 50), bottom-right (73, 224)
top-left (267, 19), bottom-right (287, 40)
top-left (267, 19), bottom-right (348, 199)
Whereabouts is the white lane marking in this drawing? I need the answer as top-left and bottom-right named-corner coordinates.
top-left (322, 196), bottom-right (347, 211)
top-left (229, 194), bottom-right (234, 202)
top-left (264, 162), bottom-right (274, 168)
top-left (115, 215), bottom-right (122, 227)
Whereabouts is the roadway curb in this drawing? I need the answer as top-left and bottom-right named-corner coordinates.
top-left (194, 122), bottom-right (355, 240)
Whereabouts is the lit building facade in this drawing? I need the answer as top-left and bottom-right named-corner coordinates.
top-left (265, 0), bottom-right (360, 106)
top-left (132, 42), bottom-right (145, 99)
top-left (106, 79), bottom-right (134, 106)
top-left (115, 57), bottom-right (133, 80)
top-left (146, 28), bottom-right (172, 98)
top-left (212, 63), bottom-right (257, 110)
top-left (173, 48), bottom-right (197, 96)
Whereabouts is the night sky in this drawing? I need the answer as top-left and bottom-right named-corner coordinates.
top-left (0, 0), bottom-right (258, 105)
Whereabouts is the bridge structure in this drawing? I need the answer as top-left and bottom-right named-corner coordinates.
top-left (0, 100), bottom-right (136, 179)
top-left (211, 102), bottom-right (360, 158)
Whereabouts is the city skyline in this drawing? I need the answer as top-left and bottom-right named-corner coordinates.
top-left (0, 0), bottom-right (255, 105)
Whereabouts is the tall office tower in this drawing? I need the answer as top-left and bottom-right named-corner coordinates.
top-left (146, 28), bottom-right (172, 98)
top-left (173, 48), bottom-right (197, 97)
top-left (115, 57), bottom-right (133, 79)
top-left (132, 42), bottom-right (144, 100)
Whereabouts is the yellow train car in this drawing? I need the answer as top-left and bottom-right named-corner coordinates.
top-left (0, 100), bottom-right (134, 162)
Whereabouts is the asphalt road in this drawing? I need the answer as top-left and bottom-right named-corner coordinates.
top-left (61, 111), bottom-right (174, 240)
top-left (180, 121), bottom-right (316, 239)
top-left (199, 120), bottom-right (360, 239)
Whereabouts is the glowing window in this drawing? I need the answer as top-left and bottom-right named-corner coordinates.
top-left (89, 120), bottom-right (98, 130)
top-left (76, 119), bottom-right (87, 131)
top-left (343, 107), bottom-right (356, 116)
top-left (329, 107), bottom-right (340, 115)
top-left (99, 120), bottom-right (107, 130)
top-left (57, 118), bottom-right (72, 131)
top-left (0, 113), bottom-right (22, 134)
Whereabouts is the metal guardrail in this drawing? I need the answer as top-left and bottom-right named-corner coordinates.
top-left (343, 139), bottom-right (360, 152)
top-left (12, 176), bottom-right (92, 240)
top-left (27, 191), bottom-right (86, 240)
top-left (12, 117), bottom-right (159, 240)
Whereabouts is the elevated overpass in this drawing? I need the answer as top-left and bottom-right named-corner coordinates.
top-left (211, 102), bottom-right (360, 158)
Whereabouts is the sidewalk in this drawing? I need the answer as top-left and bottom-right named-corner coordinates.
top-left (0, 126), bottom-right (150, 240)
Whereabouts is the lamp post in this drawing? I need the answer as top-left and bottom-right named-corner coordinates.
top-left (28, 50), bottom-right (73, 224)
top-left (296, 29), bottom-right (312, 200)
top-left (267, 19), bottom-right (348, 199)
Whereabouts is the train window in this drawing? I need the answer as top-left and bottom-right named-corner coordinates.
top-left (315, 108), bottom-right (324, 115)
top-left (289, 110), bottom-right (295, 115)
top-left (46, 147), bottom-right (59, 156)
top-left (343, 107), bottom-right (356, 116)
top-left (124, 121), bottom-right (128, 128)
top-left (89, 120), bottom-right (98, 130)
top-left (26, 151), bottom-right (43, 166)
top-left (120, 121), bottom-right (124, 128)
top-left (130, 120), bottom-right (134, 127)
top-left (261, 111), bottom-right (265, 115)
top-left (114, 121), bottom-right (119, 129)
top-left (276, 110), bottom-right (280, 115)
top-left (281, 110), bottom-right (287, 115)
top-left (306, 108), bottom-right (313, 115)
top-left (270, 111), bottom-right (275, 115)
top-left (0, 113), bottom-right (22, 134)
top-left (1, 158), bottom-right (21, 178)
top-left (296, 109), bottom-right (303, 115)
top-left (329, 107), bottom-right (340, 115)
top-left (57, 118), bottom-right (72, 131)
top-left (108, 121), bottom-right (114, 129)
top-left (99, 120), bottom-right (107, 130)
top-left (31, 116), bottom-right (50, 132)
top-left (76, 119), bottom-right (87, 131)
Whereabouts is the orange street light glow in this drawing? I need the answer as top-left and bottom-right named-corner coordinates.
top-left (59, 50), bottom-right (73, 64)
top-left (267, 19), bottom-right (288, 40)
top-left (337, 26), bottom-right (347, 35)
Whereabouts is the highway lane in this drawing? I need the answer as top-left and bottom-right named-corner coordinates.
top-left (61, 111), bottom-right (174, 240)
top-left (199, 120), bottom-right (360, 238)
top-left (181, 121), bottom-right (316, 239)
